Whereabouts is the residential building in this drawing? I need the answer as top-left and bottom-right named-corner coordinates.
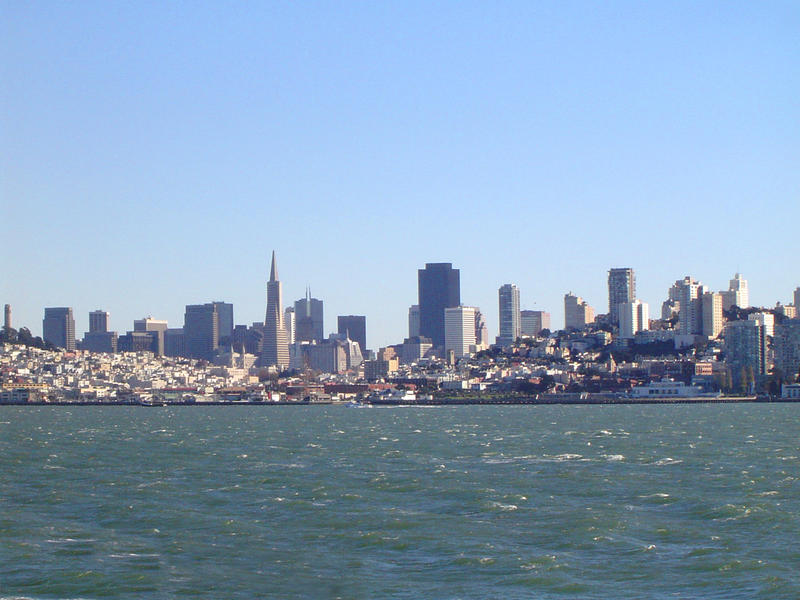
top-left (338, 315), bottom-right (367, 355)
top-left (608, 268), bottom-right (636, 325)
top-left (43, 307), bottom-right (75, 351)
top-left (748, 312), bottom-right (775, 337)
top-left (564, 293), bottom-right (595, 330)
top-left (701, 292), bottom-right (724, 339)
top-left (794, 287), bottom-right (800, 313)
top-left (724, 320), bottom-right (767, 389)
top-left (444, 305), bottom-right (476, 358)
top-left (773, 320), bottom-right (800, 379)
top-left (418, 263), bottom-right (460, 349)
top-left (497, 284), bottom-right (521, 346)
top-left (721, 273), bottom-right (749, 311)
top-left (619, 300), bottom-right (650, 339)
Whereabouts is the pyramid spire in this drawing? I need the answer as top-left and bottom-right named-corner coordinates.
top-left (270, 251), bottom-right (278, 282)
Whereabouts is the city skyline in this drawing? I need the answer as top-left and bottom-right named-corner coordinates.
top-left (3, 3), bottom-right (798, 349)
top-left (8, 260), bottom-right (800, 352)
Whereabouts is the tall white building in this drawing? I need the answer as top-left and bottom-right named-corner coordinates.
top-left (497, 284), bottom-right (521, 346)
top-left (701, 292), bottom-right (724, 339)
top-left (619, 300), bottom-right (650, 339)
top-left (284, 307), bottom-right (295, 345)
top-left (748, 312), bottom-right (775, 337)
top-left (669, 277), bottom-right (704, 335)
top-left (564, 293), bottom-right (595, 330)
top-left (444, 306), bottom-right (477, 359)
top-left (721, 273), bottom-right (749, 310)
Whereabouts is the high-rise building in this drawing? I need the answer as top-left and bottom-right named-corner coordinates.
top-left (262, 251), bottom-right (290, 369)
top-left (701, 292), bottom-right (724, 339)
top-left (418, 263), bottom-right (460, 349)
top-left (337, 315), bottom-right (367, 355)
top-left (497, 284), bottom-right (521, 346)
top-left (564, 293), bottom-right (595, 330)
top-left (619, 300), bottom-right (650, 339)
top-left (721, 273), bottom-right (749, 311)
top-left (773, 320), bottom-right (800, 378)
top-left (608, 268), bottom-right (636, 325)
top-left (748, 312), bottom-right (774, 338)
top-left (294, 289), bottom-right (324, 342)
top-left (284, 307), bottom-right (295, 344)
top-left (43, 307), bottom-right (75, 351)
top-left (725, 320), bottom-right (767, 389)
top-left (408, 305), bottom-right (420, 338)
top-left (134, 317), bottom-right (168, 355)
top-left (164, 328), bottom-right (185, 357)
top-left (521, 310), bottom-right (551, 336)
top-left (444, 306), bottom-right (476, 359)
top-left (184, 303), bottom-right (219, 360)
top-left (211, 302), bottom-right (234, 346)
top-left (3, 304), bottom-right (10, 332)
top-left (474, 309), bottom-right (489, 348)
top-left (670, 276), bottom-right (704, 335)
top-left (89, 310), bottom-right (109, 333)
top-left (83, 310), bottom-right (117, 353)
top-left (794, 287), bottom-right (800, 313)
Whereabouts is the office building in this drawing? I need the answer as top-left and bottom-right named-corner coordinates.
top-left (418, 263), bottom-right (460, 349)
top-left (211, 302), bottom-right (234, 346)
top-left (89, 310), bottom-right (109, 333)
top-left (444, 306), bottom-right (476, 359)
top-left (564, 294), bottom-right (595, 330)
top-left (164, 328), bottom-right (185, 357)
top-left (262, 251), bottom-right (290, 369)
top-left (619, 300), bottom-right (650, 340)
top-left (337, 315), bottom-right (367, 355)
top-left (43, 307), bottom-right (75, 351)
top-left (294, 289), bottom-right (324, 343)
top-left (521, 310), bottom-right (550, 336)
top-left (497, 284), bottom-right (521, 346)
top-left (184, 303), bottom-right (219, 360)
top-left (399, 336), bottom-right (433, 364)
top-left (134, 317), bottom-right (168, 355)
top-left (608, 268), bottom-right (636, 325)
top-left (721, 273), bottom-right (749, 311)
top-left (408, 305), bottom-right (420, 338)
top-left (284, 307), bottom-right (295, 344)
top-left (118, 331), bottom-right (160, 354)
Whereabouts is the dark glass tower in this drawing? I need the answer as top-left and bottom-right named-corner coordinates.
top-left (418, 263), bottom-right (460, 349)
top-left (337, 315), bottom-right (367, 355)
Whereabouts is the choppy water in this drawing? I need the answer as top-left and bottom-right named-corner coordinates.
top-left (1, 404), bottom-right (799, 599)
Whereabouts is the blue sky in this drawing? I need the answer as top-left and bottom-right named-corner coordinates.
top-left (2, 1), bottom-right (798, 349)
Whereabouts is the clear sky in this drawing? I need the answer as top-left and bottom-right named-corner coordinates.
top-left (2, 1), bottom-right (799, 349)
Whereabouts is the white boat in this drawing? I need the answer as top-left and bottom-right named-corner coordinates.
top-left (629, 378), bottom-right (720, 399)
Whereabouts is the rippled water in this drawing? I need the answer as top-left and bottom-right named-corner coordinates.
top-left (1, 404), bottom-right (799, 599)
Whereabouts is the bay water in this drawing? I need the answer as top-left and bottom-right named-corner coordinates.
top-left (1, 404), bottom-right (799, 599)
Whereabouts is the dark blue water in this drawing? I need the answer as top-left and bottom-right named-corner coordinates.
top-left (1, 404), bottom-right (799, 599)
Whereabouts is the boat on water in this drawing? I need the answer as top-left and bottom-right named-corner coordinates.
top-left (628, 378), bottom-right (721, 399)
top-left (366, 389), bottom-right (418, 404)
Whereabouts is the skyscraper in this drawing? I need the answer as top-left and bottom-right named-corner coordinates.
top-left (184, 303), bottom-right (218, 360)
top-left (521, 310), bottom-right (550, 336)
top-left (794, 287), bottom-right (800, 312)
top-left (497, 284), bottom-right (521, 346)
top-left (444, 306), bottom-right (476, 359)
top-left (43, 307), bottom-right (76, 351)
top-left (337, 315), bottom-right (367, 355)
top-left (89, 310), bottom-right (109, 333)
top-left (408, 305), bottom-right (420, 338)
top-left (262, 251), bottom-right (290, 369)
top-left (134, 317), bottom-right (169, 355)
top-left (418, 263), bottom-right (460, 349)
top-left (212, 301), bottom-right (234, 346)
top-left (284, 307), bottom-right (295, 344)
top-left (608, 268), bottom-right (636, 325)
top-left (294, 289), bottom-right (324, 342)
top-left (619, 300), bottom-right (650, 339)
top-left (701, 292), bottom-right (723, 339)
top-left (670, 276), bottom-right (704, 335)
